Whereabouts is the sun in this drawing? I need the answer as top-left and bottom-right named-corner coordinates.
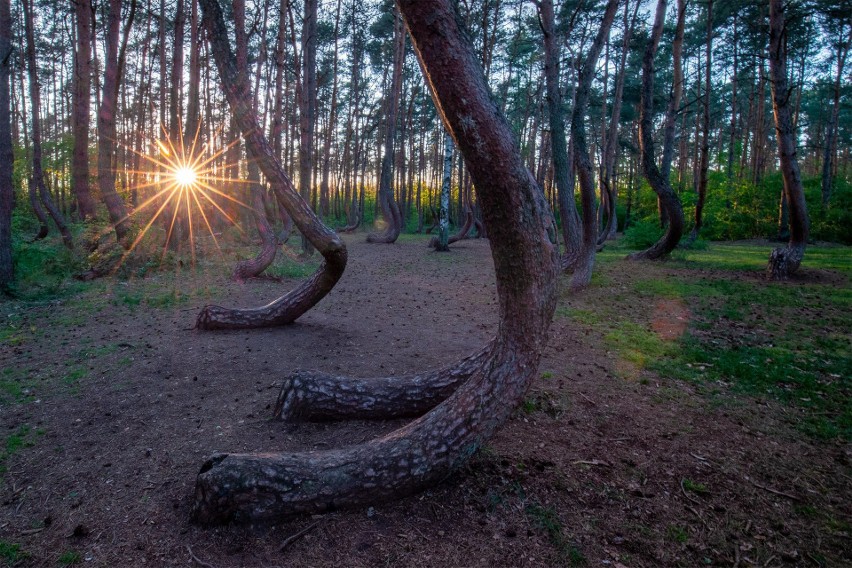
top-left (174, 165), bottom-right (198, 188)
top-left (114, 121), bottom-right (251, 270)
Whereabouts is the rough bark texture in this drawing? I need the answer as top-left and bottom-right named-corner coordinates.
top-left (23, 0), bottom-right (72, 248)
top-left (274, 344), bottom-right (491, 421)
top-left (567, 0), bottom-right (619, 290)
top-left (538, 0), bottom-right (580, 268)
top-left (766, 0), bottom-right (808, 280)
top-left (98, 0), bottom-right (131, 245)
top-left (192, 0), bottom-right (558, 525)
top-left (71, 0), bottom-right (97, 220)
top-left (366, 9), bottom-right (405, 244)
top-left (195, 0), bottom-right (346, 330)
top-left (0, 0), bottom-right (12, 290)
top-left (628, 0), bottom-right (684, 261)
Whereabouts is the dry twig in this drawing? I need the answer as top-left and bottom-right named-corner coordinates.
top-left (187, 545), bottom-right (215, 568)
top-left (280, 521), bottom-right (320, 552)
top-left (747, 478), bottom-right (800, 501)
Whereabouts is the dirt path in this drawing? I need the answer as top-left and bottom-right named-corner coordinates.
top-left (1, 235), bottom-right (848, 567)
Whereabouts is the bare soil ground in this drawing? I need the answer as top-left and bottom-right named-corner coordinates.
top-left (1, 234), bottom-right (849, 567)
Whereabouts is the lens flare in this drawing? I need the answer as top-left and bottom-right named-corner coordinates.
top-left (174, 166), bottom-right (197, 188)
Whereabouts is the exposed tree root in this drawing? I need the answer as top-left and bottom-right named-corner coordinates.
top-left (273, 343), bottom-right (492, 421)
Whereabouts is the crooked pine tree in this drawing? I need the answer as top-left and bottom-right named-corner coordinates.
top-left (192, 0), bottom-right (558, 523)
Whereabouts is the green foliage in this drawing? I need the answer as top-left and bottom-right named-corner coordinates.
top-left (622, 220), bottom-right (664, 250)
top-left (0, 541), bottom-right (26, 565)
top-left (58, 550), bottom-right (82, 565)
top-left (0, 426), bottom-right (36, 477)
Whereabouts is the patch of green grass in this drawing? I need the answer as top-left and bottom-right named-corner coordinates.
top-left (62, 368), bottom-right (87, 386)
top-left (667, 524), bottom-right (688, 544)
top-left (58, 550), bottom-right (82, 565)
top-left (0, 367), bottom-right (31, 404)
top-left (0, 540), bottom-right (26, 565)
top-left (555, 307), bottom-right (601, 326)
top-left (1, 426), bottom-right (37, 478)
top-left (266, 254), bottom-right (322, 279)
top-left (525, 502), bottom-right (585, 565)
top-left (605, 322), bottom-right (677, 369)
top-left (682, 478), bottom-right (708, 494)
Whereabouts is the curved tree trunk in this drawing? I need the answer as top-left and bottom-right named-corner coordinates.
top-left (567, 0), bottom-right (619, 290)
top-left (195, 0), bottom-right (347, 330)
top-left (538, 0), bottom-right (580, 270)
top-left (23, 0), bottom-right (72, 248)
top-left (0, 0), bottom-right (11, 290)
top-left (766, 0), bottom-right (808, 280)
top-left (232, 174), bottom-right (278, 282)
top-left (192, 0), bottom-right (558, 525)
top-left (627, 0), bottom-right (684, 261)
top-left (367, 9), bottom-right (405, 244)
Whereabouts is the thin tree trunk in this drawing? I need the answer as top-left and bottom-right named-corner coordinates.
top-left (538, 0), bottom-right (580, 271)
top-left (23, 0), bottom-right (72, 248)
top-left (567, 0), bottom-right (618, 289)
top-left (72, 0), bottom-right (97, 220)
top-left (367, 8), bottom-right (405, 243)
top-left (192, 0), bottom-right (558, 525)
top-left (434, 131), bottom-right (452, 251)
top-left (766, 0), bottom-right (808, 280)
top-left (98, 0), bottom-right (131, 245)
top-left (298, 0), bottom-right (317, 255)
top-left (0, 0), bottom-right (12, 289)
top-left (686, 0), bottom-right (712, 245)
top-left (628, 0), bottom-right (684, 260)
top-left (820, 21), bottom-right (850, 206)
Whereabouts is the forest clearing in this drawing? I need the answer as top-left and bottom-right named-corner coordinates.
top-left (1, 0), bottom-right (850, 565)
top-left (0, 235), bottom-right (849, 567)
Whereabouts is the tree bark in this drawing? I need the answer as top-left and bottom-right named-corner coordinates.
top-left (766, 0), bottom-right (808, 280)
top-left (627, 0), bottom-right (684, 260)
top-left (366, 8), bottom-right (405, 244)
top-left (298, 0), bottom-right (317, 255)
top-left (23, 0), bottom-right (73, 248)
top-left (686, 0), bottom-right (712, 246)
top-left (192, 0), bottom-right (558, 525)
top-left (196, 0), bottom-right (347, 330)
top-left (435, 131), bottom-right (453, 251)
top-left (0, 0), bottom-right (12, 290)
top-left (538, 0), bottom-right (581, 271)
top-left (71, 0), bottom-right (97, 220)
top-left (567, 0), bottom-right (619, 290)
top-left (98, 0), bottom-right (131, 245)
top-left (820, 19), bottom-right (850, 206)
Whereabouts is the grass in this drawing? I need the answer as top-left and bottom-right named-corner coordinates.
top-left (58, 550), bottom-right (82, 565)
top-left (0, 541), bottom-right (25, 565)
top-left (560, 240), bottom-right (851, 440)
top-left (0, 426), bottom-right (37, 477)
top-left (524, 502), bottom-right (585, 565)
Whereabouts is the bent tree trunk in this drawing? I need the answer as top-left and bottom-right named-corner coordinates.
top-left (192, 0), bottom-right (558, 524)
top-left (567, 0), bottom-right (619, 290)
top-left (538, 0), bottom-right (580, 270)
top-left (628, 0), bottom-right (684, 260)
top-left (195, 0), bottom-right (346, 330)
top-left (23, 0), bottom-right (72, 248)
top-left (232, 169), bottom-right (278, 282)
top-left (766, 0), bottom-right (808, 280)
top-left (366, 9), bottom-right (405, 244)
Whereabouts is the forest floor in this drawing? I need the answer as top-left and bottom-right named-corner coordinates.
top-left (0, 232), bottom-right (849, 567)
